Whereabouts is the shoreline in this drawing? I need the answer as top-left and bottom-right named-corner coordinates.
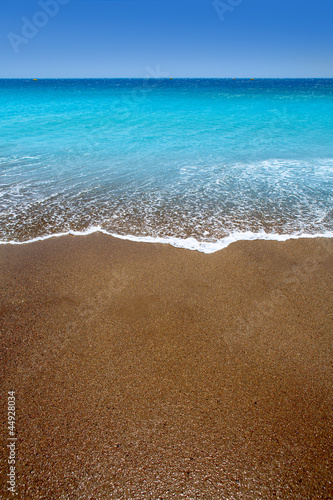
top-left (1, 227), bottom-right (333, 254)
top-left (1, 233), bottom-right (333, 499)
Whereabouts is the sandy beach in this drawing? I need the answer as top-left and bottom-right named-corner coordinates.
top-left (0, 234), bottom-right (332, 499)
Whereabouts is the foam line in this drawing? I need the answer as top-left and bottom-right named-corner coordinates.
top-left (1, 228), bottom-right (333, 253)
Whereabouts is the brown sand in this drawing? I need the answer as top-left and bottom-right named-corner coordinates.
top-left (0, 234), bottom-right (332, 499)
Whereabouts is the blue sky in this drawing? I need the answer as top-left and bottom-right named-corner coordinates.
top-left (1, 0), bottom-right (332, 78)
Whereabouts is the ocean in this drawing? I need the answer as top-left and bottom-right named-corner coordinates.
top-left (1, 78), bottom-right (332, 253)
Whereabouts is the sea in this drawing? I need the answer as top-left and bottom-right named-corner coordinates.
top-left (1, 78), bottom-right (332, 253)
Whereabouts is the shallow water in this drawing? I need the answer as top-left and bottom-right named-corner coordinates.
top-left (1, 78), bottom-right (332, 251)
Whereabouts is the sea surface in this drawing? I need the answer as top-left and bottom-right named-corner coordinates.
top-left (1, 78), bottom-right (333, 252)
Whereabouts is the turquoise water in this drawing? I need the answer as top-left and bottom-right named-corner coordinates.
top-left (1, 79), bottom-right (332, 252)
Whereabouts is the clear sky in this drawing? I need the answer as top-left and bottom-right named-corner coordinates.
top-left (1, 0), bottom-right (332, 78)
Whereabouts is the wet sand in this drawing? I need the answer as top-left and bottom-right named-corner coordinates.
top-left (0, 234), bottom-right (332, 499)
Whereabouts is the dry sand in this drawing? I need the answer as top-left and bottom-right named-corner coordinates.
top-left (0, 234), bottom-right (332, 499)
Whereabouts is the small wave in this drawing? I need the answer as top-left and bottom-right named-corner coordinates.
top-left (0, 227), bottom-right (332, 254)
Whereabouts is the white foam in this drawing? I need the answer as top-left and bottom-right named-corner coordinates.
top-left (0, 227), bottom-right (332, 253)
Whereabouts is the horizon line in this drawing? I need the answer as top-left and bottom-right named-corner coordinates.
top-left (1, 77), bottom-right (333, 80)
